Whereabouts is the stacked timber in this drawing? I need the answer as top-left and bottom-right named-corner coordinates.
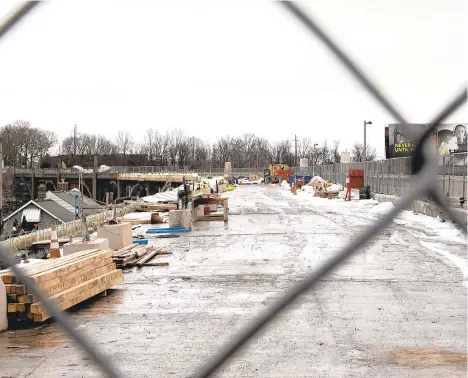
top-left (113, 244), bottom-right (170, 268)
top-left (0, 249), bottom-right (123, 323)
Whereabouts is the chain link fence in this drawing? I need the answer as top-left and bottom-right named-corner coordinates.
top-left (0, 2), bottom-right (466, 378)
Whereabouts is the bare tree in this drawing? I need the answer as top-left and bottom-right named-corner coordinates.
top-left (351, 143), bottom-right (377, 162)
top-left (115, 130), bottom-right (134, 165)
top-left (332, 141), bottom-right (341, 163)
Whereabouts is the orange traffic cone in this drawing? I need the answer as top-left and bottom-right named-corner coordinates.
top-left (49, 224), bottom-right (61, 259)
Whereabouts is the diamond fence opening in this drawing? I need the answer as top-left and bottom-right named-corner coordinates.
top-left (0, 2), bottom-right (466, 378)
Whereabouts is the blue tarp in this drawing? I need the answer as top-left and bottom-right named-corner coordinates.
top-left (133, 239), bottom-right (149, 245)
top-left (289, 175), bottom-right (312, 186)
top-left (146, 226), bottom-right (189, 234)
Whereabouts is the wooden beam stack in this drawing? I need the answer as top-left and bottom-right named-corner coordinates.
top-left (0, 249), bottom-right (123, 323)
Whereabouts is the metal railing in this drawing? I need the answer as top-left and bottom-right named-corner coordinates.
top-left (296, 153), bottom-right (467, 199)
top-left (0, 3), bottom-right (466, 378)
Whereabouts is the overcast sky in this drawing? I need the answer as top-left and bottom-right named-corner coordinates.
top-left (0, 0), bottom-right (466, 158)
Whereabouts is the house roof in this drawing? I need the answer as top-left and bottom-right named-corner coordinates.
top-left (45, 190), bottom-right (103, 216)
top-left (36, 200), bottom-right (76, 222)
top-left (52, 191), bottom-right (102, 211)
top-left (2, 200), bottom-right (70, 223)
top-left (3, 191), bottom-right (104, 224)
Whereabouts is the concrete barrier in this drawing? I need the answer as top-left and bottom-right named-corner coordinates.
top-left (372, 193), bottom-right (467, 220)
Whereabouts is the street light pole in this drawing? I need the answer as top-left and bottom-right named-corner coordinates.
top-left (363, 120), bottom-right (372, 163)
top-left (312, 143), bottom-right (318, 177)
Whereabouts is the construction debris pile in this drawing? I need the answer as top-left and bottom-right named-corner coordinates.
top-left (302, 176), bottom-right (343, 197)
top-left (1, 249), bottom-right (123, 323)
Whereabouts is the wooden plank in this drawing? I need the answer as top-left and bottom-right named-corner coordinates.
top-left (5, 284), bottom-right (25, 295)
top-left (18, 249), bottom-right (101, 277)
top-left (139, 203), bottom-right (177, 211)
top-left (30, 270), bottom-right (123, 314)
top-left (113, 246), bottom-right (148, 265)
top-left (30, 250), bottom-right (114, 284)
top-left (15, 286), bottom-right (26, 295)
top-left (40, 262), bottom-right (116, 298)
top-left (114, 245), bottom-right (145, 258)
top-left (16, 303), bottom-right (26, 312)
top-left (7, 303), bottom-right (17, 313)
top-left (136, 250), bottom-right (159, 266)
top-left (17, 294), bottom-right (36, 304)
top-left (3, 250), bottom-right (103, 284)
top-left (1, 274), bottom-right (13, 284)
top-left (156, 251), bottom-right (172, 255)
top-left (30, 256), bottom-right (114, 294)
top-left (114, 244), bottom-right (138, 255)
top-left (142, 262), bottom-right (169, 267)
top-left (32, 273), bottom-right (124, 322)
top-left (194, 215), bottom-right (224, 222)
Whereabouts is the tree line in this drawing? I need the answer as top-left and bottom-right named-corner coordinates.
top-left (1, 121), bottom-right (377, 169)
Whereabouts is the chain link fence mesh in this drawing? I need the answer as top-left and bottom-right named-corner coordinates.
top-left (0, 2), bottom-right (466, 378)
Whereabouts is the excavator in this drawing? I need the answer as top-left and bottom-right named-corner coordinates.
top-left (264, 163), bottom-right (294, 184)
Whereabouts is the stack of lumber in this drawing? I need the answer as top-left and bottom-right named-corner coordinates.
top-left (113, 244), bottom-right (171, 268)
top-left (0, 249), bottom-right (123, 323)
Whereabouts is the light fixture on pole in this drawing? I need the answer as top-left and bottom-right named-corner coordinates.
top-left (312, 143), bottom-right (318, 177)
top-left (363, 121), bottom-right (372, 162)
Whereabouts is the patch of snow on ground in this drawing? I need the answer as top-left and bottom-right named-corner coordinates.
top-left (369, 202), bottom-right (395, 216)
top-left (420, 241), bottom-right (468, 287)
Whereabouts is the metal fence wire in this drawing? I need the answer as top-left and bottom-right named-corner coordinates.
top-left (0, 2), bottom-right (466, 378)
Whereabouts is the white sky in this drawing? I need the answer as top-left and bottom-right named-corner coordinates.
top-left (0, 0), bottom-right (466, 158)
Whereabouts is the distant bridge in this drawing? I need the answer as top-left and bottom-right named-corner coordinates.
top-left (12, 166), bottom-right (203, 202)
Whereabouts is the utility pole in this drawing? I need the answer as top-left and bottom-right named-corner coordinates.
top-left (73, 124), bottom-right (77, 156)
top-left (312, 142), bottom-right (318, 177)
top-left (294, 134), bottom-right (298, 167)
top-left (363, 120), bottom-right (372, 163)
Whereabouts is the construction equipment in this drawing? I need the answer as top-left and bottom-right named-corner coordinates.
top-left (264, 163), bottom-right (294, 184)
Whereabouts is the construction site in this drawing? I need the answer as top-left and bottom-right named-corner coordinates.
top-left (0, 1), bottom-right (466, 377)
top-left (0, 165), bottom-right (466, 377)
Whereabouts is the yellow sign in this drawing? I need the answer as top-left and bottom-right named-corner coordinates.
top-left (394, 142), bottom-right (415, 153)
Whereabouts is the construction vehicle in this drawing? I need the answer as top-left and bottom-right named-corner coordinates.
top-left (264, 163), bottom-right (294, 184)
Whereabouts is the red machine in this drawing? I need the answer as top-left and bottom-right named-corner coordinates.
top-left (345, 169), bottom-right (364, 201)
top-left (275, 170), bottom-right (294, 184)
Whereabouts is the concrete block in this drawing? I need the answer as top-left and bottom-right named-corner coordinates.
top-left (169, 210), bottom-right (192, 230)
top-left (97, 222), bottom-right (132, 250)
top-left (62, 238), bottom-right (110, 256)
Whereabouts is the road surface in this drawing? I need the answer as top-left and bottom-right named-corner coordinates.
top-left (0, 184), bottom-right (466, 377)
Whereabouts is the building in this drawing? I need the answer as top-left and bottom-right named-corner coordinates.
top-left (2, 190), bottom-right (104, 235)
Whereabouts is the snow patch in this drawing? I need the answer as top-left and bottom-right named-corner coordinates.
top-left (369, 202), bottom-right (395, 216)
top-left (420, 241), bottom-right (467, 287)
